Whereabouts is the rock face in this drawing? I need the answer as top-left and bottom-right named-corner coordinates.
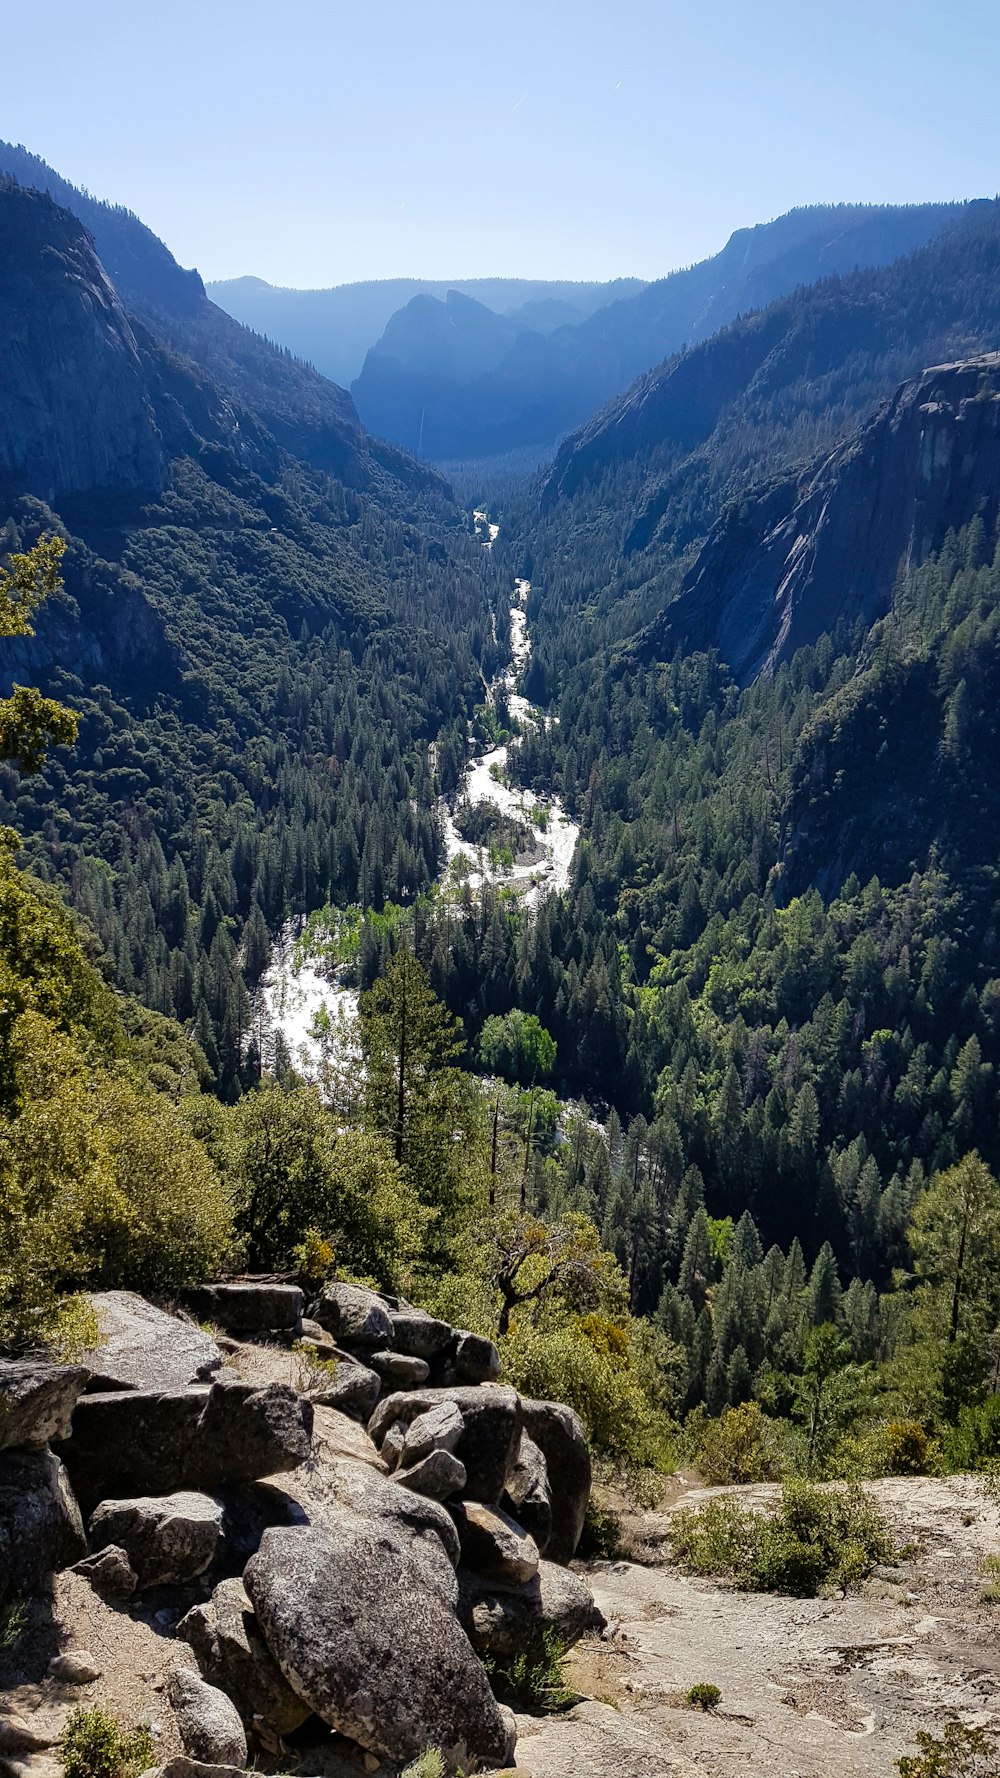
top-left (89, 1492), bottom-right (224, 1588)
top-left (458, 1558), bottom-right (604, 1658)
top-left (245, 1524), bottom-right (516, 1771)
top-left (167, 1667), bottom-right (247, 1769)
top-left (519, 1399), bottom-right (590, 1564)
top-left (178, 1578), bottom-right (311, 1739)
top-left (0, 1360), bottom-right (90, 1451)
top-left (57, 1378), bottom-right (313, 1512)
top-left (647, 355), bottom-right (1000, 686)
top-left (0, 183), bottom-right (165, 507)
top-left (370, 1386), bottom-right (522, 1505)
top-left (394, 1448), bottom-right (467, 1501)
top-left (0, 1449), bottom-right (87, 1598)
top-left (81, 1292), bottom-right (223, 1393)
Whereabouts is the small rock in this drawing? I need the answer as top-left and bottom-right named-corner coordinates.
top-left (0, 1717), bottom-right (59, 1754)
top-left (388, 1310), bottom-right (453, 1360)
top-left (393, 1448), bottom-right (466, 1501)
top-left (368, 1351), bottom-right (430, 1388)
top-left (49, 1650), bottom-right (101, 1685)
top-left (144, 1761), bottom-right (247, 1778)
top-left (167, 1668), bottom-right (247, 1769)
top-left (74, 1543), bottom-right (138, 1600)
top-left (379, 1419), bottom-right (408, 1472)
top-left (451, 1501), bottom-right (539, 1586)
top-left (400, 1401), bottom-right (464, 1468)
top-left (307, 1354), bottom-right (381, 1422)
top-left (309, 1283), bottom-right (392, 1350)
top-left (451, 1331), bottom-right (501, 1385)
top-left (89, 1492), bottom-right (223, 1588)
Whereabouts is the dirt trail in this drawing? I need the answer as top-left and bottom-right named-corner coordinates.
top-left (517, 1476), bottom-right (1000, 1778)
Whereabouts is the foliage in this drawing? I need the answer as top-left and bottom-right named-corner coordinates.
top-left (696, 1403), bottom-right (784, 1485)
top-left (577, 1496), bottom-right (623, 1560)
top-left (670, 1481), bottom-right (894, 1596)
top-left (0, 535), bottom-right (78, 773)
top-left (686, 1682), bottom-right (721, 1710)
top-left (59, 1708), bottom-right (155, 1778)
top-left (399, 1753), bottom-right (445, 1778)
top-left (0, 1596), bottom-right (25, 1651)
top-left (478, 1008), bottom-right (556, 1085)
top-left (897, 1720), bottom-right (1000, 1778)
top-left (484, 1628), bottom-right (574, 1713)
top-left (502, 1312), bottom-right (677, 1466)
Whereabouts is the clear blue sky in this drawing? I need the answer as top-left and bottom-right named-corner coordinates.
top-left (5, 0), bottom-right (998, 287)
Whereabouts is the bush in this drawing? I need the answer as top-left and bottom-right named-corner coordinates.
top-left (399, 1753), bottom-right (445, 1778)
top-left (852, 1419), bottom-right (938, 1478)
top-left (898, 1719), bottom-right (999, 1777)
top-left (686, 1682), bottom-right (721, 1710)
top-left (59, 1708), bottom-right (154, 1778)
top-left (501, 1317), bottom-right (674, 1467)
top-left (943, 1396), bottom-right (1000, 1472)
top-left (485, 1629), bottom-right (574, 1713)
top-left (696, 1403), bottom-right (784, 1485)
top-left (577, 1496), bottom-right (623, 1560)
top-left (670, 1481), bottom-right (894, 1597)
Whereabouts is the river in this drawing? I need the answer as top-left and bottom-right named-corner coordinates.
top-left (256, 511), bottom-right (579, 1079)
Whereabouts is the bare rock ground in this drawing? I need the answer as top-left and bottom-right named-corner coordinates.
top-left (517, 1475), bottom-right (1000, 1778)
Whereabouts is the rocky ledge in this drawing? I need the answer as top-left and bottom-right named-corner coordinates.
top-left (0, 1284), bottom-right (603, 1777)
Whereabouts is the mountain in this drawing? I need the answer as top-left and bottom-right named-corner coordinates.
top-left (353, 202), bottom-right (972, 463)
top-left (0, 165), bottom-right (498, 1094)
top-left (207, 272), bottom-right (645, 389)
top-left (646, 355), bottom-right (1000, 684)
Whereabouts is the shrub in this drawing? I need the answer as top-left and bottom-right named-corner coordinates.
top-left (59, 1708), bottom-right (154, 1778)
top-left (485, 1629), bottom-right (574, 1713)
top-left (399, 1753), bottom-right (445, 1778)
top-left (670, 1481), bottom-right (894, 1597)
top-left (898, 1719), bottom-right (999, 1776)
top-left (0, 1597), bottom-right (25, 1651)
top-left (577, 1496), bottom-right (623, 1560)
top-left (501, 1315), bottom-right (679, 1468)
top-left (696, 1403), bottom-right (783, 1485)
top-left (853, 1419), bottom-right (937, 1478)
top-left (686, 1682), bottom-right (721, 1710)
top-left (943, 1396), bottom-right (1000, 1472)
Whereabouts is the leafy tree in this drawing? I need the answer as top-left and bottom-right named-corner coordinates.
top-left (0, 535), bottom-right (77, 774)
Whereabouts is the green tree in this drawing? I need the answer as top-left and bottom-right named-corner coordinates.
top-left (0, 535), bottom-right (77, 774)
top-left (908, 1152), bottom-right (1000, 1345)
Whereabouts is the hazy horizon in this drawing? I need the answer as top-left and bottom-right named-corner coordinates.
top-left (5, 0), bottom-right (1000, 287)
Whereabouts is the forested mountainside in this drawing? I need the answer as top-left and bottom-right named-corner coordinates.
top-left (352, 202), bottom-right (971, 462)
top-left (207, 272), bottom-right (645, 389)
top-left (0, 176), bottom-right (502, 1095)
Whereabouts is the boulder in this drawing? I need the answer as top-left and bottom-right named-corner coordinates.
top-left (178, 1578), bottom-right (311, 1739)
top-left (261, 1449), bottom-right (461, 1594)
top-left (400, 1400), bottom-right (464, 1467)
top-left (89, 1492), bottom-right (224, 1588)
top-left (74, 1543), bottom-right (138, 1600)
top-left (0, 1450), bottom-right (86, 1600)
top-left (388, 1309), bottom-right (453, 1359)
top-left (186, 1284), bottom-right (304, 1337)
top-left (81, 1293), bottom-right (223, 1392)
top-left (298, 1317), bottom-right (336, 1353)
top-left (452, 1330), bottom-right (501, 1385)
top-left (167, 1668), bottom-right (247, 1769)
top-left (57, 1378), bottom-right (313, 1513)
top-left (458, 1559), bottom-right (603, 1659)
top-left (308, 1283), bottom-right (392, 1350)
top-left (0, 1361), bottom-right (90, 1452)
top-left (503, 1429), bottom-right (554, 1556)
top-left (370, 1386), bottom-right (522, 1505)
top-left (306, 1353), bottom-right (380, 1421)
top-left (451, 1502), bottom-right (539, 1587)
top-left (245, 1524), bottom-right (516, 1772)
top-left (393, 1449), bottom-right (466, 1501)
top-left (310, 1402), bottom-right (384, 1470)
top-left (379, 1419), bottom-right (407, 1471)
top-left (519, 1399), bottom-right (590, 1563)
top-left (368, 1351), bottom-right (430, 1388)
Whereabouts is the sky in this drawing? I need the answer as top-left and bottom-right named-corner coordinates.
top-left (4, 0), bottom-right (999, 289)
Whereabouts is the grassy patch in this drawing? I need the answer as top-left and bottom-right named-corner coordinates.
top-left (485, 1629), bottom-right (575, 1713)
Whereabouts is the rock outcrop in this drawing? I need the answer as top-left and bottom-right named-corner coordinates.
top-left (646, 355), bottom-right (1000, 685)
